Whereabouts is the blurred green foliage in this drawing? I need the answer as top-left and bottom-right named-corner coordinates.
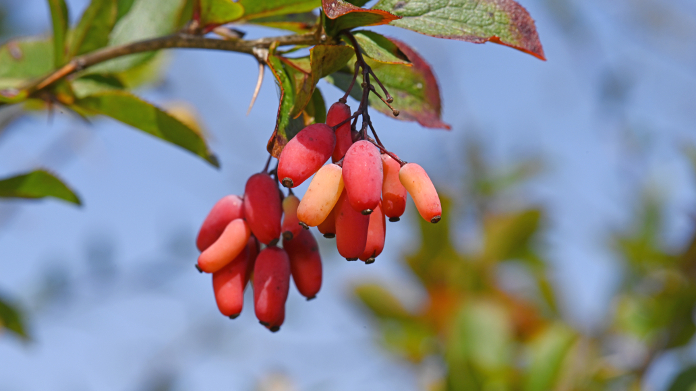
top-left (354, 142), bottom-right (696, 391)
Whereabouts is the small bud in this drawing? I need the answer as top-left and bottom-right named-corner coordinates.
top-left (392, 110), bottom-right (400, 117)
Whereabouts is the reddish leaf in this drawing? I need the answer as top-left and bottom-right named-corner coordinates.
top-left (322, 0), bottom-right (400, 33)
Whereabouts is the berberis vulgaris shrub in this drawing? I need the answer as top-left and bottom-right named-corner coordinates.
top-left (0, 0), bottom-right (543, 333)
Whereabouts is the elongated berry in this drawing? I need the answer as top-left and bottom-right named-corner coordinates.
top-left (244, 173), bottom-right (282, 245)
top-left (281, 194), bottom-right (302, 240)
top-left (278, 124), bottom-right (336, 188)
top-left (297, 164), bottom-right (344, 227)
top-left (283, 229), bottom-right (322, 300)
top-left (212, 236), bottom-right (256, 318)
top-left (381, 154), bottom-right (407, 222)
top-left (335, 190), bottom-right (369, 260)
top-left (317, 206), bottom-right (336, 238)
top-left (360, 201), bottom-right (386, 264)
top-left (343, 140), bottom-right (382, 214)
top-left (399, 163), bottom-right (442, 223)
top-left (263, 306), bottom-right (285, 332)
top-left (327, 102), bottom-right (353, 163)
top-left (197, 219), bottom-right (251, 273)
top-left (253, 246), bottom-right (291, 326)
top-left (196, 195), bottom-right (244, 251)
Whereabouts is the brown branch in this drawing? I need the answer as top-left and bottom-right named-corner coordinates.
top-left (28, 32), bottom-right (324, 93)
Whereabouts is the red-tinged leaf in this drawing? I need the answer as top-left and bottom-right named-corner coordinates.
top-left (344, 30), bottom-right (410, 65)
top-left (322, 0), bottom-right (400, 34)
top-left (327, 38), bottom-right (450, 129)
top-left (373, 0), bottom-right (545, 61)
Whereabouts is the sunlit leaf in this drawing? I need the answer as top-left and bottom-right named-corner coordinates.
top-left (354, 283), bottom-right (414, 320)
top-left (523, 323), bottom-right (577, 391)
top-left (327, 38), bottom-right (450, 129)
top-left (47, 0), bottom-right (69, 67)
top-left (69, 0), bottom-right (119, 57)
top-left (73, 90), bottom-right (219, 166)
top-left (247, 12), bottom-right (318, 33)
top-left (347, 30), bottom-right (410, 65)
top-left (668, 366), bottom-right (696, 391)
top-left (198, 0), bottom-right (244, 30)
top-left (0, 296), bottom-right (29, 341)
top-left (373, 0), bottom-right (546, 60)
top-left (322, 0), bottom-right (400, 34)
top-left (0, 169), bottom-right (81, 205)
top-left (239, 0), bottom-right (320, 20)
top-left (0, 38), bottom-right (54, 87)
top-left (71, 74), bottom-right (124, 98)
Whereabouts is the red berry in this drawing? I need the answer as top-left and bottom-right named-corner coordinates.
top-left (327, 102), bottom-right (353, 163)
top-left (283, 229), bottom-right (322, 300)
top-left (244, 173), bottom-right (282, 245)
top-left (197, 218), bottom-right (251, 273)
top-left (196, 195), bottom-right (244, 251)
top-left (342, 140), bottom-right (382, 214)
top-left (399, 163), bottom-right (442, 223)
top-left (212, 236), bottom-right (256, 318)
top-left (281, 194), bottom-right (302, 241)
top-left (277, 123), bottom-right (336, 188)
top-left (253, 246), bottom-right (290, 326)
top-left (381, 154), bottom-right (407, 222)
top-left (317, 205), bottom-right (336, 238)
top-left (296, 163), bottom-right (344, 227)
top-left (335, 190), bottom-right (370, 260)
top-left (360, 201), bottom-right (386, 264)
top-left (263, 306), bottom-right (285, 332)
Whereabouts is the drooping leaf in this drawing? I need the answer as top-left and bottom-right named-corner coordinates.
top-left (198, 0), bottom-right (244, 30)
top-left (322, 0), bottom-right (400, 35)
top-left (69, 0), bottom-right (119, 57)
top-left (348, 30), bottom-right (410, 65)
top-left (71, 74), bottom-right (124, 98)
top-left (303, 87), bottom-right (326, 124)
top-left (668, 366), bottom-right (696, 391)
top-left (327, 38), bottom-right (450, 129)
top-left (373, 0), bottom-right (546, 60)
top-left (73, 91), bottom-right (218, 166)
top-left (0, 38), bottom-right (54, 88)
top-left (354, 283), bottom-right (414, 320)
top-left (91, 0), bottom-right (190, 74)
top-left (523, 323), bottom-right (577, 391)
top-left (0, 169), bottom-right (81, 205)
top-left (47, 0), bottom-right (69, 67)
top-left (239, 0), bottom-right (320, 20)
top-left (0, 296), bottom-right (29, 341)
top-left (247, 12), bottom-right (318, 34)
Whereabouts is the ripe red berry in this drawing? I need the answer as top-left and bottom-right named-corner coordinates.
top-left (327, 102), bottom-right (353, 163)
top-left (196, 195), bottom-right (244, 251)
top-left (244, 173), bottom-right (282, 245)
top-left (253, 246), bottom-right (290, 327)
top-left (334, 190), bottom-right (370, 260)
top-left (277, 123), bottom-right (336, 188)
top-left (197, 218), bottom-right (251, 273)
top-left (212, 236), bottom-right (256, 318)
top-left (283, 229), bottom-right (322, 300)
top-left (381, 154), bottom-right (407, 222)
top-left (360, 201), bottom-right (386, 264)
top-left (296, 163), bottom-right (344, 227)
top-left (317, 206), bottom-right (336, 238)
top-left (399, 163), bottom-right (442, 223)
top-left (281, 194), bottom-right (302, 241)
top-left (342, 140), bottom-right (382, 214)
top-left (263, 306), bottom-right (285, 332)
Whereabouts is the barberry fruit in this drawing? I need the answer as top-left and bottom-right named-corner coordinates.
top-left (283, 229), bottom-right (322, 300)
top-left (297, 163), bottom-right (344, 227)
top-left (277, 123), bottom-right (336, 188)
top-left (342, 140), bottom-right (383, 214)
top-left (399, 163), bottom-right (442, 223)
top-left (244, 173), bottom-right (282, 245)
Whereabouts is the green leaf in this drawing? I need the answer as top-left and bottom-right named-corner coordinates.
top-left (0, 296), bottom-right (29, 341)
top-left (47, 0), bottom-right (69, 67)
top-left (71, 74), bottom-right (124, 98)
top-left (116, 0), bottom-right (136, 20)
top-left (198, 0), bottom-right (244, 29)
top-left (239, 0), bottom-right (320, 20)
top-left (303, 87), bottom-right (326, 124)
top-left (266, 47), bottom-right (306, 158)
top-left (327, 38), bottom-right (450, 129)
top-left (481, 209), bottom-right (542, 262)
top-left (246, 12), bottom-right (318, 33)
top-left (91, 0), bottom-right (190, 74)
top-left (523, 323), bottom-right (577, 391)
top-left (349, 30), bottom-right (410, 65)
top-left (0, 38), bottom-right (54, 86)
top-left (373, 0), bottom-right (546, 61)
top-left (354, 283), bottom-right (414, 320)
top-left (0, 169), bottom-right (81, 205)
top-left (668, 366), bottom-right (696, 391)
top-left (69, 0), bottom-right (119, 57)
top-left (322, 0), bottom-right (400, 35)
top-left (73, 91), bottom-right (219, 166)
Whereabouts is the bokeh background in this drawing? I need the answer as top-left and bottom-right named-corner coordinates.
top-left (1, 0), bottom-right (696, 390)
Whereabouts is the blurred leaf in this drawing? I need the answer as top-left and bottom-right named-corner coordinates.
top-left (523, 323), bottom-right (577, 391)
top-left (327, 38), bottom-right (450, 129)
top-left (481, 209), bottom-right (542, 262)
top-left (0, 38), bottom-right (54, 87)
top-left (91, 0), bottom-right (189, 74)
top-left (198, 0), bottom-right (244, 29)
top-left (247, 12), bottom-right (318, 33)
top-left (0, 296), bottom-right (29, 341)
top-left (347, 30), bottom-right (410, 65)
top-left (303, 86), bottom-right (326, 125)
top-left (71, 74), bottom-right (124, 98)
top-left (322, 0), bottom-right (400, 34)
top-left (117, 51), bottom-right (169, 89)
top-left (0, 169), bottom-right (81, 205)
top-left (116, 0), bottom-right (136, 20)
top-left (668, 366), bottom-right (696, 391)
top-left (354, 283), bottom-right (413, 320)
top-left (239, 0), bottom-right (320, 20)
top-left (73, 91), bottom-right (219, 166)
top-left (68, 0), bottom-right (118, 57)
top-left (47, 0), bottom-right (69, 67)
top-left (381, 318), bottom-right (436, 362)
top-left (373, 0), bottom-right (546, 61)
